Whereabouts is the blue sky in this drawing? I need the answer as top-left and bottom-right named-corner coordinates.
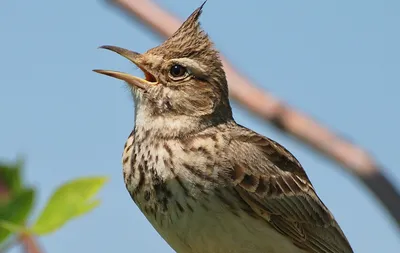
top-left (1, 0), bottom-right (399, 252)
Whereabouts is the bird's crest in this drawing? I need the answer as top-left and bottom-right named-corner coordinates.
top-left (148, 1), bottom-right (217, 61)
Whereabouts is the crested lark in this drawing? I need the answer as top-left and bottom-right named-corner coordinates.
top-left (94, 2), bottom-right (353, 253)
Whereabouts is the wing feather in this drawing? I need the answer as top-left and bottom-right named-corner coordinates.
top-left (227, 125), bottom-right (353, 253)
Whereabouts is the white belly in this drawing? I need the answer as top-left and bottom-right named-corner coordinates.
top-left (142, 184), bottom-right (306, 253)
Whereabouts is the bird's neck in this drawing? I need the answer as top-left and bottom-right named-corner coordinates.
top-left (133, 105), bottom-right (209, 140)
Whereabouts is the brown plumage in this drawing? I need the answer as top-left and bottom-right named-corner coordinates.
top-left (94, 2), bottom-right (353, 253)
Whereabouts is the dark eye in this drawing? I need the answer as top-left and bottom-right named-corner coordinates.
top-left (170, 64), bottom-right (187, 78)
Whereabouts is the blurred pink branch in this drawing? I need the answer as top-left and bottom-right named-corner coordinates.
top-left (19, 233), bottom-right (42, 253)
top-left (108, 0), bottom-right (400, 228)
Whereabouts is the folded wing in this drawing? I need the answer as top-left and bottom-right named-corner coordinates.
top-left (227, 125), bottom-right (353, 253)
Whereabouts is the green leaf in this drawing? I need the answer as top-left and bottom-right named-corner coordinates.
top-left (0, 189), bottom-right (35, 243)
top-left (0, 160), bottom-right (23, 201)
top-left (0, 220), bottom-right (26, 234)
top-left (31, 176), bottom-right (108, 235)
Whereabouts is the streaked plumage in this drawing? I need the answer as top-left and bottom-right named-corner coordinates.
top-left (95, 2), bottom-right (353, 253)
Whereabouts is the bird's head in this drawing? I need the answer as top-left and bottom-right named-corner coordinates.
top-left (94, 2), bottom-right (232, 137)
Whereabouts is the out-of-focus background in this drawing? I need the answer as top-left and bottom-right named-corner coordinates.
top-left (1, 0), bottom-right (399, 252)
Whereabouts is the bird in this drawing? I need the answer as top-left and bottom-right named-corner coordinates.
top-left (94, 2), bottom-right (354, 253)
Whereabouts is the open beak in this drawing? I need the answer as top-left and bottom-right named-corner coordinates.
top-left (93, 45), bottom-right (157, 90)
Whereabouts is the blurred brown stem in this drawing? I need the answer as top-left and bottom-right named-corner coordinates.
top-left (19, 233), bottom-right (41, 253)
top-left (108, 0), bottom-right (400, 228)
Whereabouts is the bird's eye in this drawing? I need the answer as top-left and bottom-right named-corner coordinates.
top-left (169, 64), bottom-right (187, 78)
